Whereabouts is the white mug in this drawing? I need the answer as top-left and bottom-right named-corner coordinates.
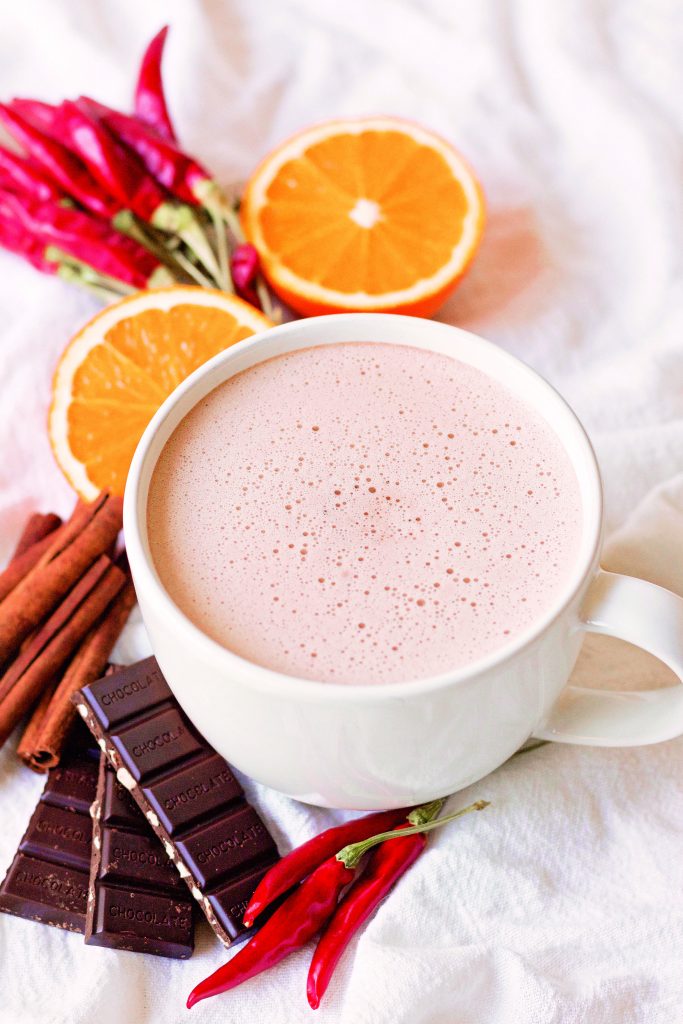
top-left (124, 312), bottom-right (683, 809)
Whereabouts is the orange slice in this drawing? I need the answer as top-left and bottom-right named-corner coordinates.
top-left (241, 116), bottom-right (485, 318)
top-left (49, 286), bottom-right (272, 500)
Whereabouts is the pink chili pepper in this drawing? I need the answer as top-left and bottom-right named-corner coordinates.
top-left (0, 147), bottom-right (65, 203)
top-left (0, 104), bottom-right (118, 217)
top-left (77, 96), bottom-right (204, 207)
top-left (230, 242), bottom-right (261, 306)
top-left (8, 98), bottom-right (61, 137)
top-left (134, 26), bottom-right (177, 142)
top-left (0, 208), bottom-right (57, 273)
top-left (56, 100), bottom-right (170, 223)
top-left (0, 189), bottom-right (162, 287)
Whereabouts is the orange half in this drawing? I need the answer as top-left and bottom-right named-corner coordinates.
top-left (241, 116), bottom-right (485, 317)
top-left (49, 286), bottom-right (272, 499)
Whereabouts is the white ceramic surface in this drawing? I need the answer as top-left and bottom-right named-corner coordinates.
top-left (124, 312), bottom-right (683, 809)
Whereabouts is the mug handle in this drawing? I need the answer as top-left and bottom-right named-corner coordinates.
top-left (532, 570), bottom-right (683, 746)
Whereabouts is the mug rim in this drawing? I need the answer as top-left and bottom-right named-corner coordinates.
top-left (124, 312), bottom-right (603, 702)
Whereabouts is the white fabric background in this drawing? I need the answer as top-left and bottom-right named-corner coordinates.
top-left (0, 1), bottom-right (682, 1022)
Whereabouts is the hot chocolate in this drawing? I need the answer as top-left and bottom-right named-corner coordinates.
top-left (147, 342), bottom-right (583, 684)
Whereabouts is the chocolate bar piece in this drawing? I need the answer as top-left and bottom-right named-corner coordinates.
top-left (73, 657), bottom-right (279, 946)
top-left (0, 728), bottom-right (97, 932)
top-left (87, 755), bottom-right (193, 958)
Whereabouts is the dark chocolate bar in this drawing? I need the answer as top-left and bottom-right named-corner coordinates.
top-left (86, 755), bottom-right (193, 958)
top-left (0, 728), bottom-right (98, 932)
top-left (73, 657), bottom-right (279, 946)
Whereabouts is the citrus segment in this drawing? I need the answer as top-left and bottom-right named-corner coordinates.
top-left (49, 287), bottom-right (272, 499)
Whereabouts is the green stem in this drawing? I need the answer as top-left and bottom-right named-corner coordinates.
top-left (256, 278), bottom-right (277, 320)
top-left (407, 799), bottom-right (444, 827)
top-left (194, 179), bottom-right (244, 242)
top-left (56, 265), bottom-right (123, 302)
top-left (47, 247), bottom-right (136, 295)
top-left (209, 203), bottom-right (232, 292)
top-left (337, 799), bottom-right (490, 869)
top-left (152, 202), bottom-right (222, 285)
top-left (178, 221), bottom-right (222, 286)
top-left (193, 179), bottom-right (279, 314)
top-left (172, 249), bottom-right (216, 288)
top-left (114, 210), bottom-right (176, 263)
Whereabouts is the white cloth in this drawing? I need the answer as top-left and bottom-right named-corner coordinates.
top-left (0, 2), bottom-right (682, 1022)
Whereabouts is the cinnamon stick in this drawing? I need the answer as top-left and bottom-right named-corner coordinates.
top-left (12, 512), bottom-right (62, 558)
top-left (0, 556), bottom-right (126, 748)
top-left (20, 577), bottom-right (136, 772)
top-left (0, 493), bottom-right (122, 665)
top-left (15, 676), bottom-right (59, 763)
top-left (0, 529), bottom-right (65, 604)
top-left (0, 514), bottom-right (64, 604)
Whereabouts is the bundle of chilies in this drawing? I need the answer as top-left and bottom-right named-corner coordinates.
top-left (0, 27), bottom-right (269, 311)
top-left (187, 796), bottom-right (490, 1009)
top-left (0, 493), bottom-right (134, 771)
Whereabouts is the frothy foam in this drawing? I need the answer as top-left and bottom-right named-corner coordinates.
top-left (147, 342), bottom-right (583, 685)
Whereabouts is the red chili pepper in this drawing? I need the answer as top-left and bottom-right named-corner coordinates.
top-left (55, 100), bottom-right (170, 223)
top-left (0, 209), bottom-right (57, 273)
top-left (307, 824), bottom-right (425, 1009)
top-left (8, 98), bottom-right (61, 137)
top-left (70, 98), bottom-right (235, 234)
top-left (230, 242), bottom-right (261, 306)
top-left (0, 146), bottom-right (64, 203)
top-left (243, 807), bottom-right (409, 928)
top-left (134, 26), bottom-right (177, 142)
top-left (0, 189), bottom-right (162, 287)
top-left (77, 97), bottom-right (204, 206)
top-left (187, 855), bottom-right (354, 1009)
top-left (0, 104), bottom-right (118, 217)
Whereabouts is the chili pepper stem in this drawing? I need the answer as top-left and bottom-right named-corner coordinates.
top-left (152, 202), bottom-right (222, 285)
top-left (148, 265), bottom-right (177, 288)
top-left (172, 249), bottom-right (216, 288)
top-left (407, 799), bottom-right (444, 827)
top-left (114, 210), bottom-right (203, 286)
top-left (336, 799), bottom-right (490, 870)
top-left (194, 179), bottom-right (278, 313)
top-left (194, 179), bottom-right (243, 240)
top-left (256, 278), bottom-right (277, 320)
top-left (177, 221), bottom-right (222, 285)
top-left (46, 246), bottom-right (136, 295)
top-left (114, 210), bottom-right (171, 261)
top-left (209, 204), bottom-right (232, 292)
top-left (56, 264), bottom-right (125, 302)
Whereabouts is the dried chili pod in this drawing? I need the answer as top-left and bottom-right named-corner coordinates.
top-left (8, 98), bottom-right (61, 137)
top-left (230, 242), bottom-right (261, 306)
top-left (0, 205), bottom-right (57, 273)
top-left (134, 26), bottom-right (177, 142)
top-left (0, 146), bottom-right (65, 203)
top-left (57, 99), bottom-right (171, 223)
top-left (0, 104), bottom-right (118, 217)
top-left (78, 97), bottom-right (204, 207)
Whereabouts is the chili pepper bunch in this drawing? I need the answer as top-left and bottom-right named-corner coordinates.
top-left (0, 27), bottom-right (271, 312)
top-left (187, 796), bottom-right (489, 1010)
